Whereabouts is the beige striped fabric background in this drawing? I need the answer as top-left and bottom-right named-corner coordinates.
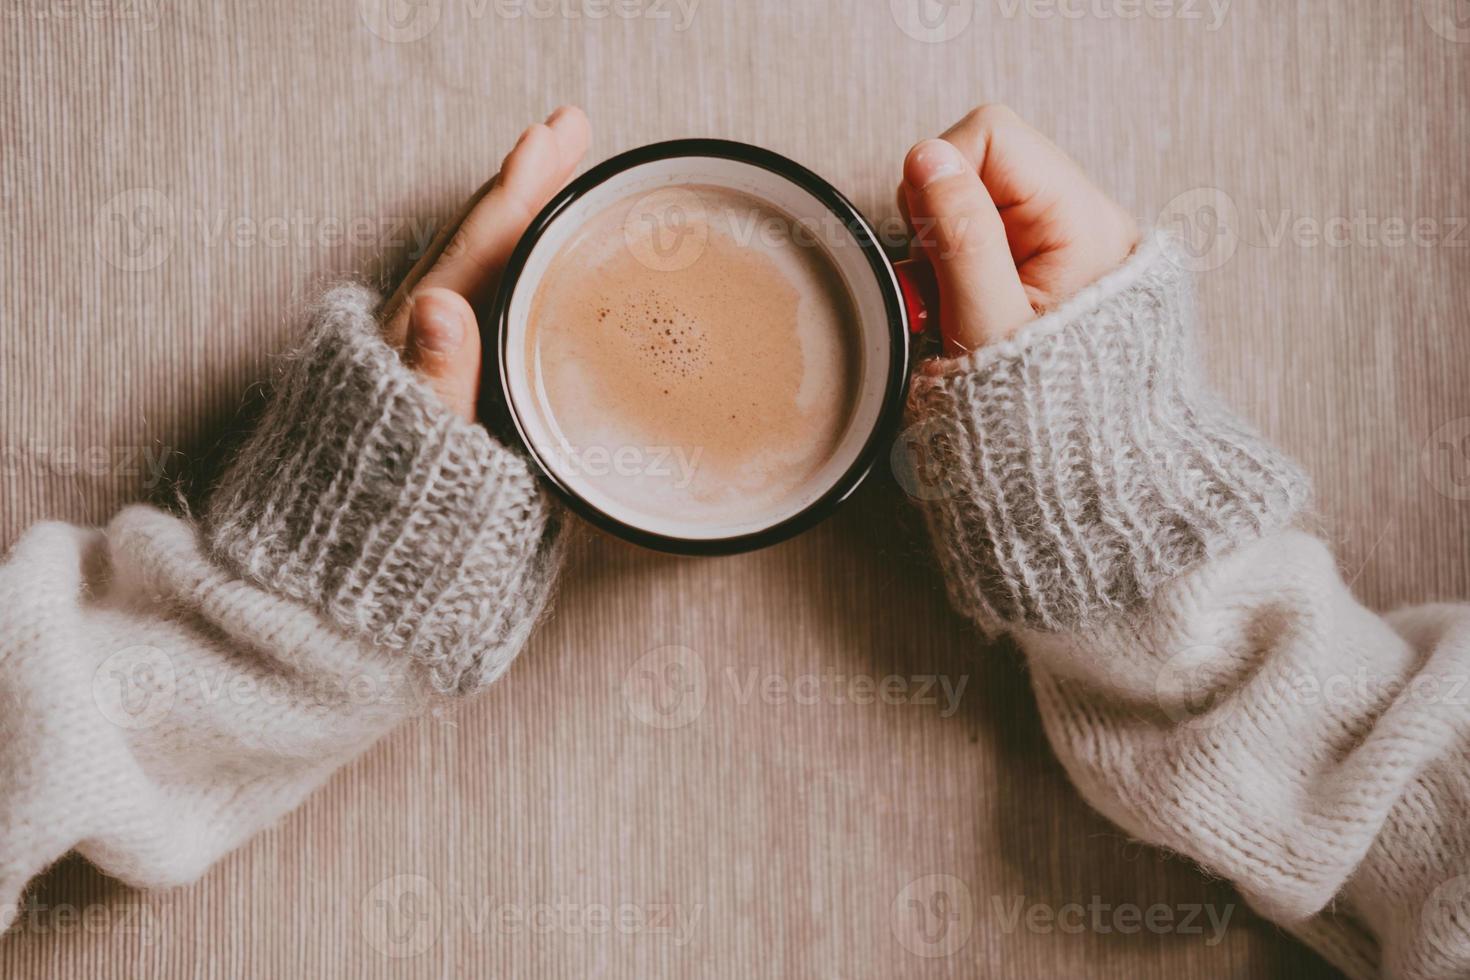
top-left (1, 0), bottom-right (1467, 976)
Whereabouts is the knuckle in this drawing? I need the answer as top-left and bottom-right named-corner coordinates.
top-left (963, 103), bottom-right (1018, 131)
top-left (498, 182), bottom-right (541, 224)
top-left (440, 223), bottom-right (498, 279)
top-left (440, 225), bottom-right (475, 262)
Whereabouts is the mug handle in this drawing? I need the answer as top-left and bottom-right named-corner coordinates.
top-left (893, 257), bottom-right (940, 340)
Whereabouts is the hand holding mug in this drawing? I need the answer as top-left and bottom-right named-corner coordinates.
top-left (384, 105), bottom-right (592, 421)
top-left (381, 104), bottom-right (1137, 555)
top-left (899, 104), bottom-right (1140, 358)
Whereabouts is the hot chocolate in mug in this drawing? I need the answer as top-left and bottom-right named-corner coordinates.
top-left (492, 139), bottom-right (938, 554)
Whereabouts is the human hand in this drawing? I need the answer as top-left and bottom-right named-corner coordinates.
top-left (382, 105), bottom-right (591, 420)
top-left (898, 104), bottom-right (1139, 358)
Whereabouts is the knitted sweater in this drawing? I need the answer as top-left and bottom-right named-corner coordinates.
top-left (907, 234), bottom-right (1470, 980)
top-left (0, 285), bottom-right (561, 931)
top-left (2, 241), bottom-right (1466, 978)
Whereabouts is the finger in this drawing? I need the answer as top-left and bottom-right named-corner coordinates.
top-left (543, 104), bottom-right (592, 187)
top-left (939, 104), bottom-right (1076, 211)
top-left (903, 138), bottom-right (1034, 355)
top-left (404, 287), bottom-right (481, 422)
top-left (384, 106), bottom-right (591, 344)
top-left (943, 105), bottom-right (1139, 307)
top-left (433, 108), bottom-right (590, 297)
top-left (937, 104), bottom-right (1101, 262)
top-left (412, 107), bottom-right (590, 294)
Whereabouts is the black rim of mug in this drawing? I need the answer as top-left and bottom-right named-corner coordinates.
top-left (492, 138), bottom-right (911, 556)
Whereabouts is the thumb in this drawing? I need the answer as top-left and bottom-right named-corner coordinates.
top-left (404, 287), bottom-right (482, 422)
top-left (903, 138), bottom-right (1034, 356)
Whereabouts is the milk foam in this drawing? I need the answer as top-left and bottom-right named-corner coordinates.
top-left (524, 184), bottom-right (863, 533)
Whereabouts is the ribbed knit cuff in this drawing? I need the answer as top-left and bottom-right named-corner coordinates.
top-left (204, 284), bottom-right (561, 695)
top-left (906, 233), bottom-right (1310, 632)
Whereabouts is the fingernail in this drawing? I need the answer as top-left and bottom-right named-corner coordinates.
top-left (413, 302), bottom-right (464, 354)
top-left (545, 105), bottom-right (570, 126)
top-left (907, 139), bottom-right (967, 190)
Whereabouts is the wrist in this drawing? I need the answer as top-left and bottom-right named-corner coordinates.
top-left (204, 284), bottom-right (563, 694)
top-left (906, 232), bottom-right (1309, 631)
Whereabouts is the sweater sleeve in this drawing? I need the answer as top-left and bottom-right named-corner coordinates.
top-left (908, 235), bottom-right (1470, 980)
top-left (0, 285), bottom-right (561, 932)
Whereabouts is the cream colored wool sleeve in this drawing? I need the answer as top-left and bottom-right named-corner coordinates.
top-left (0, 285), bottom-right (561, 933)
top-left (910, 236), bottom-right (1470, 980)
